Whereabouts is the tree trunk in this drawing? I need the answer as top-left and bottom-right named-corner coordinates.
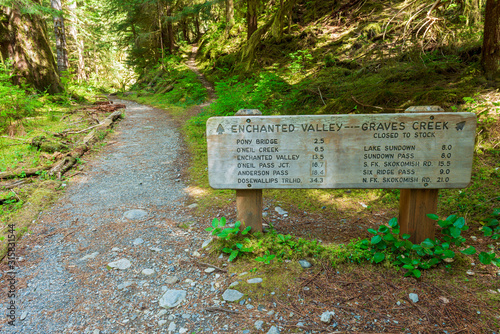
top-left (166, 5), bottom-right (175, 53)
top-left (0, 3), bottom-right (62, 94)
top-left (225, 0), bottom-right (234, 35)
top-left (271, 0), bottom-right (295, 41)
top-left (51, 0), bottom-right (69, 74)
top-left (482, 0), bottom-right (500, 80)
top-left (67, 1), bottom-right (86, 81)
top-left (247, 0), bottom-right (259, 40)
top-left (194, 14), bottom-right (201, 42)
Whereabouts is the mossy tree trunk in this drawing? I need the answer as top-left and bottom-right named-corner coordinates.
top-left (482, 0), bottom-right (500, 80)
top-left (271, 0), bottom-right (295, 41)
top-left (225, 0), bottom-right (234, 35)
top-left (247, 0), bottom-right (259, 40)
top-left (51, 0), bottom-right (69, 74)
top-left (0, 1), bottom-right (62, 94)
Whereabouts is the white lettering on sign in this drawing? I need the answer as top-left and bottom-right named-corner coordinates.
top-left (206, 113), bottom-right (476, 189)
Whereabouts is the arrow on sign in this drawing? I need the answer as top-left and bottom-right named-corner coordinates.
top-left (456, 121), bottom-right (466, 131)
top-left (216, 124), bottom-right (225, 134)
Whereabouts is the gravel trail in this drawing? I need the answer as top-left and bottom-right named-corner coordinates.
top-left (0, 100), bottom-right (263, 333)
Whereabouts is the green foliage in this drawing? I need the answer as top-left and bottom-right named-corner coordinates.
top-left (0, 62), bottom-right (42, 131)
top-left (289, 50), bottom-right (313, 73)
top-left (208, 213), bottom-right (499, 278)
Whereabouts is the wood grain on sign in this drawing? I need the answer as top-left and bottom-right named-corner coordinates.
top-left (206, 113), bottom-right (476, 189)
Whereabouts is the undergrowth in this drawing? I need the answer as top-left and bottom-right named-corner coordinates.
top-left (207, 210), bottom-right (500, 279)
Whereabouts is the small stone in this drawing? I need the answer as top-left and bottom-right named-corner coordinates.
top-left (192, 251), bottom-right (201, 257)
top-left (159, 290), bottom-right (187, 309)
top-left (184, 279), bottom-right (194, 284)
top-left (229, 281), bottom-right (240, 287)
top-left (164, 276), bottom-right (179, 284)
top-left (187, 203), bottom-right (198, 209)
top-left (255, 320), bottom-right (264, 330)
top-left (157, 309), bottom-right (168, 317)
top-left (80, 252), bottom-right (99, 261)
top-left (168, 322), bottom-right (176, 332)
top-left (222, 289), bottom-right (244, 302)
top-left (108, 258), bottom-right (132, 270)
top-left (205, 268), bottom-right (216, 273)
top-left (296, 322), bottom-right (304, 327)
top-left (93, 330), bottom-right (100, 334)
top-left (262, 212), bottom-right (269, 218)
top-left (150, 247), bottom-right (162, 252)
top-left (246, 304), bottom-right (254, 309)
top-left (124, 209), bottom-right (147, 220)
top-left (182, 313), bottom-right (191, 319)
top-left (202, 239), bottom-right (212, 248)
top-left (117, 281), bottom-right (133, 290)
top-left (20, 311), bottom-right (27, 321)
top-left (179, 328), bottom-right (188, 334)
top-left (275, 207), bottom-right (288, 215)
top-left (158, 320), bottom-right (167, 326)
top-left (247, 278), bottom-right (263, 284)
top-left (298, 260), bottom-right (312, 269)
top-left (142, 269), bottom-right (155, 276)
top-left (320, 311), bottom-right (335, 323)
top-left (239, 272), bottom-right (248, 276)
top-left (111, 247), bottom-right (121, 252)
top-left (267, 326), bottom-right (280, 334)
top-left (466, 270), bottom-right (475, 276)
top-left (409, 293), bottom-right (419, 303)
top-left (133, 238), bottom-right (144, 245)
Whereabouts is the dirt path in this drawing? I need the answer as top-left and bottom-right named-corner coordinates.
top-left (0, 100), bottom-right (261, 333)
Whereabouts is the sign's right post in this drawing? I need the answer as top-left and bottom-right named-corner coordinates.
top-left (399, 106), bottom-right (443, 244)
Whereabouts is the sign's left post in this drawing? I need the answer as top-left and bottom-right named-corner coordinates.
top-left (234, 109), bottom-right (263, 233)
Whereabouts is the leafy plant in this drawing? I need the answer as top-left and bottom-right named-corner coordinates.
top-left (205, 217), bottom-right (251, 240)
top-left (223, 242), bottom-right (253, 262)
top-left (255, 250), bottom-right (276, 264)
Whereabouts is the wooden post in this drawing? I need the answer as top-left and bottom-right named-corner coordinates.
top-left (399, 106), bottom-right (443, 244)
top-left (235, 109), bottom-right (263, 233)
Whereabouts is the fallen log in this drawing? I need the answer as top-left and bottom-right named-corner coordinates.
top-left (0, 166), bottom-right (53, 180)
top-left (0, 110), bottom-right (123, 180)
top-left (48, 110), bottom-right (123, 179)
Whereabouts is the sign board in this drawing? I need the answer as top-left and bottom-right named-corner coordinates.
top-left (206, 113), bottom-right (476, 189)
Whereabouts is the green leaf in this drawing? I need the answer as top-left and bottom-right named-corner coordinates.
top-left (205, 227), bottom-right (214, 232)
top-left (222, 247), bottom-right (232, 253)
top-left (402, 234), bottom-right (411, 240)
top-left (492, 208), bottom-right (500, 217)
top-left (373, 252), bottom-right (385, 263)
top-left (392, 229), bottom-right (400, 234)
top-left (388, 218), bottom-right (398, 228)
top-left (236, 243), bottom-right (243, 249)
top-left (378, 225), bottom-right (389, 234)
top-left (427, 214), bottom-right (439, 221)
top-left (421, 239), bottom-right (434, 249)
top-left (479, 252), bottom-right (493, 265)
top-left (383, 233), bottom-right (395, 242)
top-left (403, 264), bottom-right (414, 270)
top-left (234, 221), bottom-right (241, 228)
top-left (228, 250), bottom-right (239, 262)
top-left (371, 235), bottom-right (382, 244)
top-left (220, 217), bottom-right (226, 226)
top-left (483, 226), bottom-right (493, 236)
top-left (443, 250), bottom-right (455, 258)
top-left (449, 227), bottom-right (461, 238)
top-left (242, 226), bottom-right (252, 235)
top-left (461, 246), bottom-right (477, 255)
top-left (453, 217), bottom-right (465, 229)
top-left (212, 218), bottom-right (219, 228)
top-left (367, 228), bottom-right (378, 235)
top-left (445, 214), bottom-right (458, 223)
top-left (412, 269), bottom-right (422, 278)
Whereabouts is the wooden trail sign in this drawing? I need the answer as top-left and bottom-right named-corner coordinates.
top-left (207, 113), bottom-right (476, 190)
